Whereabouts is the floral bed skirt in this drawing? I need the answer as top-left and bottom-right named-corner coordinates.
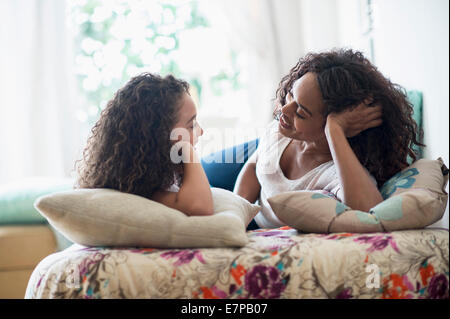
top-left (25, 227), bottom-right (449, 299)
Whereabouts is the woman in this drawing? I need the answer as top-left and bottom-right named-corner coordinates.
top-left (234, 49), bottom-right (423, 229)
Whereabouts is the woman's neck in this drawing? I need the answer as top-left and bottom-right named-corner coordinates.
top-left (292, 137), bottom-right (332, 160)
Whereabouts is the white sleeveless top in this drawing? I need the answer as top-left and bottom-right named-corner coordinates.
top-left (254, 120), bottom-right (344, 228)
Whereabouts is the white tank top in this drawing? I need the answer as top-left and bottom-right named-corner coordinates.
top-left (254, 120), bottom-right (344, 229)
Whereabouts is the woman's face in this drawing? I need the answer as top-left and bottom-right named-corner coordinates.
top-left (172, 93), bottom-right (204, 146)
top-left (278, 72), bottom-right (327, 142)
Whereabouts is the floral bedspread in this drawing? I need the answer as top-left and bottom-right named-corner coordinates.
top-left (25, 227), bottom-right (449, 299)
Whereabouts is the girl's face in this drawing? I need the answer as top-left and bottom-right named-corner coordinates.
top-left (172, 93), bottom-right (204, 146)
top-left (278, 72), bottom-right (327, 142)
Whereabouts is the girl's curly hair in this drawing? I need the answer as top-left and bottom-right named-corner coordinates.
top-left (274, 48), bottom-right (424, 187)
top-left (75, 73), bottom-right (189, 199)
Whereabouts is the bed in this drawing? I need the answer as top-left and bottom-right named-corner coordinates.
top-left (23, 91), bottom-right (450, 299)
top-left (25, 226), bottom-right (448, 299)
top-left (23, 137), bottom-right (450, 300)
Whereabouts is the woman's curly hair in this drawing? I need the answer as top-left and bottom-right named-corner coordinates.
top-left (75, 72), bottom-right (189, 199)
top-left (274, 48), bottom-right (424, 187)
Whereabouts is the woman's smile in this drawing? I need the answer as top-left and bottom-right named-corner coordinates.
top-left (279, 114), bottom-right (292, 130)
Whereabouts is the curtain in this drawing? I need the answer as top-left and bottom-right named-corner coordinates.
top-left (0, 0), bottom-right (82, 183)
top-left (0, 0), bottom-right (307, 182)
top-left (216, 0), bottom-right (305, 126)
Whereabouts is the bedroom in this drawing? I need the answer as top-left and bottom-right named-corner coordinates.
top-left (0, 0), bottom-right (448, 304)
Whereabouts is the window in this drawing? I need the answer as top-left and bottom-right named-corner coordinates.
top-left (68, 0), bottom-right (253, 153)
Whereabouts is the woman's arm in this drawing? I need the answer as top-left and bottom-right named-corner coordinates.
top-left (152, 142), bottom-right (214, 216)
top-left (234, 150), bottom-right (261, 203)
top-left (325, 103), bottom-right (384, 212)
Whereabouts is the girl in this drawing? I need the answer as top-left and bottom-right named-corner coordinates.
top-left (75, 73), bottom-right (214, 216)
top-left (235, 49), bottom-right (423, 229)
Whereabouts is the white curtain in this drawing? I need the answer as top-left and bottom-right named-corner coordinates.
top-left (211, 0), bottom-right (306, 126)
top-left (0, 0), bottom-right (307, 182)
top-left (0, 0), bottom-right (82, 183)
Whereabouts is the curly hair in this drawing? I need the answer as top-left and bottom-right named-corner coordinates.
top-left (274, 48), bottom-right (424, 187)
top-left (75, 72), bottom-right (189, 199)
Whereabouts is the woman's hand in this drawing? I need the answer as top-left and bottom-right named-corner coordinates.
top-left (326, 100), bottom-right (383, 138)
top-left (324, 99), bottom-right (384, 211)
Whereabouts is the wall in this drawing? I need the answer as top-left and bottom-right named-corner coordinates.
top-left (371, 0), bottom-right (449, 228)
top-left (298, 0), bottom-right (340, 53)
top-left (371, 0), bottom-right (449, 166)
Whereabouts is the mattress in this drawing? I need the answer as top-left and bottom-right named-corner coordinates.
top-left (25, 227), bottom-right (449, 299)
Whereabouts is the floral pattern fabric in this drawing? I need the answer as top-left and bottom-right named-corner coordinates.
top-left (25, 227), bottom-right (449, 299)
top-left (380, 168), bottom-right (419, 199)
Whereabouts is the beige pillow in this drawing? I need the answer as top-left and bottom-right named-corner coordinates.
top-left (380, 158), bottom-right (448, 198)
top-left (34, 187), bottom-right (260, 248)
top-left (268, 158), bottom-right (448, 233)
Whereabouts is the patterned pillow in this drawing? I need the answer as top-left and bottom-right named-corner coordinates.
top-left (268, 158), bottom-right (448, 233)
top-left (380, 158), bottom-right (447, 198)
top-left (34, 187), bottom-right (260, 248)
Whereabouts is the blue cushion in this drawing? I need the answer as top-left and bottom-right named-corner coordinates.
top-left (0, 177), bottom-right (74, 225)
top-left (406, 90), bottom-right (423, 162)
top-left (201, 139), bottom-right (259, 191)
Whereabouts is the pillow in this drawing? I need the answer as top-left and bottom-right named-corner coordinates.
top-left (380, 158), bottom-right (447, 198)
top-left (0, 177), bottom-right (74, 224)
top-left (34, 187), bottom-right (260, 248)
top-left (268, 158), bottom-right (448, 233)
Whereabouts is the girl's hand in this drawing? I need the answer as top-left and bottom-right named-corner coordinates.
top-left (326, 100), bottom-right (383, 138)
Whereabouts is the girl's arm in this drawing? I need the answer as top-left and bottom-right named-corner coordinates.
top-left (152, 142), bottom-right (214, 216)
top-left (234, 150), bottom-right (261, 203)
top-left (325, 103), bottom-right (384, 212)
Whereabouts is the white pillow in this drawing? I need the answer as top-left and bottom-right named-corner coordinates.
top-left (34, 187), bottom-right (260, 248)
